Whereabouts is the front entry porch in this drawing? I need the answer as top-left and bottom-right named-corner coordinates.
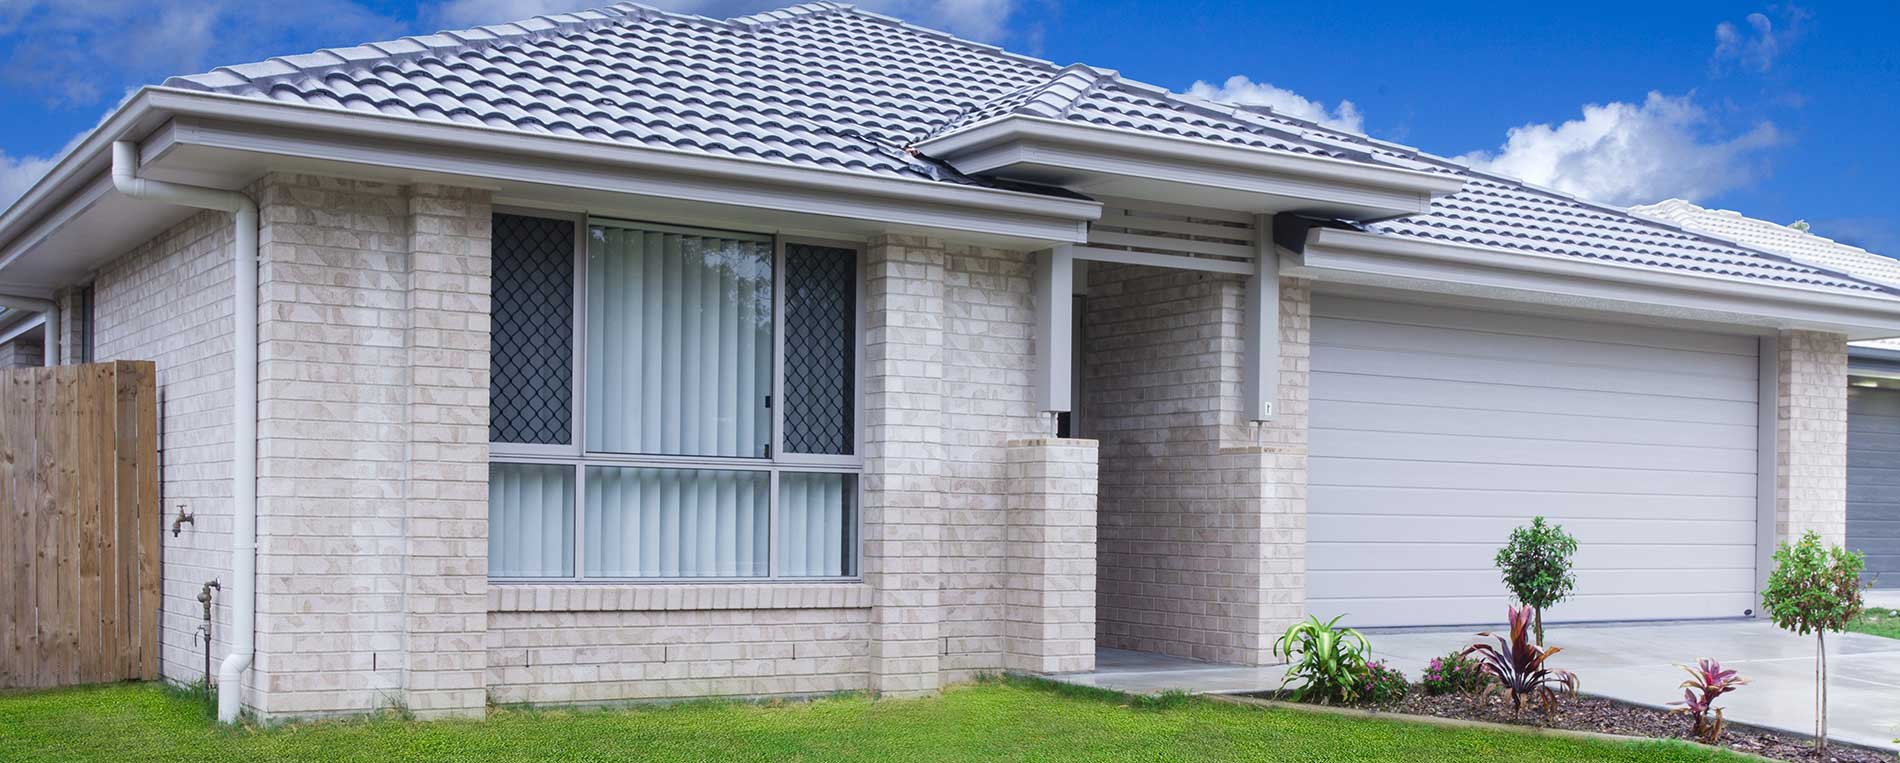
top-left (1046, 648), bottom-right (1289, 696)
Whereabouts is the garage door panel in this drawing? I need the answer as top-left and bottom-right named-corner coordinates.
top-left (1311, 457), bottom-right (1758, 497)
top-left (1315, 345), bottom-right (1759, 402)
top-left (1315, 317), bottom-right (1759, 380)
top-left (1312, 429), bottom-right (1757, 474)
top-left (1310, 298), bottom-right (1758, 628)
top-left (1849, 484), bottom-right (1900, 504)
top-left (1314, 486), bottom-right (1756, 521)
top-left (1309, 514), bottom-right (1756, 547)
top-left (1847, 434), bottom-right (1900, 458)
top-left (1313, 399), bottom-right (1755, 450)
top-left (1313, 297), bottom-right (1761, 356)
top-left (1847, 515), bottom-right (1900, 538)
top-left (1311, 541), bottom-right (1754, 573)
top-left (1308, 568), bottom-right (1753, 601)
top-left (1849, 388), bottom-right (1900, 420)
top-left (1310, 591), bottom-right (1757, 629)
top-left (1315, 373), bottom-right (1756, 426)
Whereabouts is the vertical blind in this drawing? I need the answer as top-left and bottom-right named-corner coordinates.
top-left (583, 466), bottom-right (770, 578)
top-left (778, 472), bottom-right (857, 577)
top-left (585, 224), bottom-right (773, 458)
top-left (488, 463), bottom-right (575, 578)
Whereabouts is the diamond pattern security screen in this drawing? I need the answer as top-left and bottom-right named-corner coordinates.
top-left (783, 244), bottom-right (856, 455)
top-left (491, 213), bottom-right (575, 444)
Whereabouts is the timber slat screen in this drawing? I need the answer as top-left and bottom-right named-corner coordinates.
top-left (0, 361), bottom-right (159, 689)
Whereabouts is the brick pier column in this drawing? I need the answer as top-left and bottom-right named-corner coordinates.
top-left (1003, 438), bottom-right (1097, 674)
top-left (1776, 330), bottom-right (1848, 547)
top-left (862, 235), bottom-right (945, 696)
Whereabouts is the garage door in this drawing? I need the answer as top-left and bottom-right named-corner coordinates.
top-left (1308, 296), bottom-right (1761, 628)
top-left (1849, 386), bottom-right (1900, 589)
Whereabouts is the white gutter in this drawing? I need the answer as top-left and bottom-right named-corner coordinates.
top-left (110, 140), bottom-right (257, 724)
top-left (0, 294), bottom-right (57, 366)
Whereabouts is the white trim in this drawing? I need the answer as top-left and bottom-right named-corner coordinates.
top-left (914, 115), bottom-right (1459, 220)
top-left (0, 312), bottom-right (46, 345)
top-left (1069, 245), bottom-right (1256, 275)
top-left (1290, 227), bottom-right (1900, 339)
top-left (1754, 335), bottom-right (1778, 618)
top-left (1242, 213), bottom-right (1278, 422)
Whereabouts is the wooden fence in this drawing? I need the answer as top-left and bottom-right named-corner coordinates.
top-left (0, 361), bottom-right (160, 689)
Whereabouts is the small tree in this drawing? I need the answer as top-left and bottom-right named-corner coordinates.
top-left (1494, 516), bottom-right (1577, 644)
top-left (1760, 531), bottom-right (1865, 754)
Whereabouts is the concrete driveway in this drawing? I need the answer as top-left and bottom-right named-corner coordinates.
top-left (1370, 619), bottom-right (1900, 752)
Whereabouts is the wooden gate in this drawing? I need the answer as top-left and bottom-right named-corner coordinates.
top-left (0, 361), bottom-right (159, 689)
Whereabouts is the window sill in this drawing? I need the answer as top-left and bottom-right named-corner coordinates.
top-left (487, 582), bottom-right (873, 613)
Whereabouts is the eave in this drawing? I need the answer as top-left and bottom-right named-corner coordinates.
top-left (912, 115), bottom-right (1467, 221)
top-left (1288, 226), bottom-right (1900, 340)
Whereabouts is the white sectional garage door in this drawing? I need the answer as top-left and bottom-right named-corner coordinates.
top-left (1308, 296), bottom-right (1761, 628)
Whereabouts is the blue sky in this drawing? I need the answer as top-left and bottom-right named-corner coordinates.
top-left (1, 0), bottom-right (1895, 254)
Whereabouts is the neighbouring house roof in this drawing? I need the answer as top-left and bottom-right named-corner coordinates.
top-left (1632, 198), bottom-right (1900, 350)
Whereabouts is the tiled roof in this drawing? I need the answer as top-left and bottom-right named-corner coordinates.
top-left (1202, 102), bottom-right (1893, 296)
top-left (164, 2), bottom-right (1370, 185)
top-left (159, 1), bottom-right (1894, 300)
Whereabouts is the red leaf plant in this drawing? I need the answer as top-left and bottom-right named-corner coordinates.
top-left (1669, 658), bottom-right (1749, 744)
top-left (1461, 605), bottom-right (1579, 720)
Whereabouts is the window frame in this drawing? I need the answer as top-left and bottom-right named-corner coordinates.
top-left (487, 208), bottom-right (866, 584)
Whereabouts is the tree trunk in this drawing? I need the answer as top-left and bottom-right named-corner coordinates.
top-left (1533, 608), bottom-right (1545, 645)
top-left (1819, 631), bottom-right (1828, 754)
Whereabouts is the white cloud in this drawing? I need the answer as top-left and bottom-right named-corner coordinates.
top-left (0, 151), bottom-right (61, 212)
top-left (1182, 75), bottom-right (1364, 133)
top-left (1712, 5), bottom-right (1809, 74)
top-left (1455, 92), bottom-right (1781, 207)
top-left (428, 0), bottom-right (1018, 41)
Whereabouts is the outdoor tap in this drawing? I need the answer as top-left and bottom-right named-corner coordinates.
top-left (172, 504), bottom-right (194, 537)
top-left (198, 580), bottom-right (220, 623)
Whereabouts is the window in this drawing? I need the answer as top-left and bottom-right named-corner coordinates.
top-left (487, 212), bottom-right (861, 581)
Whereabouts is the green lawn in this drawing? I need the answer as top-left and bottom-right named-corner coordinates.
top-left (1849, 607), bottom-right (1900, 639)
top-left (0, 678), bottom-right (1746, 763)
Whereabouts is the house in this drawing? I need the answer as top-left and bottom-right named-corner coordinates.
top-left (0, 1), bottom-right (1894, 723)
top-left (1635, 198), bottom-right (1900, 589)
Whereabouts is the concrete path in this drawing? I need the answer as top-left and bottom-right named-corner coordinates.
top-left (1371, 620), bottom-right (1900, 752)
top-left (1867, 588), bottom-right (1900, 610)
top-left (1051, 648), bottom-right (1290, 695)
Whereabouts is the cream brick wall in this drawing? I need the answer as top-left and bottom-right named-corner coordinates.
top-left (940, 243), bottom-right (1042, 681)
top-left (1777, 329), bottom-right (1849, 547)
top-left (861, 235), bottom-right (946, 696)
top-left (1004, 438), bottom-right (1097, 674)
top-left (91, 209), bottom-right (236, 688)
top-left (1085, 265), bottom-right (1307, 666)
top-left (486, 584), bottom-right (872, 704)
top-left (0, 337), bottom-right (43, 368)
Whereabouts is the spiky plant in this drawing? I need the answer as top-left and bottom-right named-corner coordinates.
top-left (1462, 605), bottom-right (1579, 720)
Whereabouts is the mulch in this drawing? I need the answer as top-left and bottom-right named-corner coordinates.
top-left (1378, 689), bottom-right (1890, 763)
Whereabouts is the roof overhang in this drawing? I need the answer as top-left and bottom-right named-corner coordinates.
top-left (912, 115), bottom-right (1466, 221)
top-left (1287, 226), bottom-right (1900, 340)
top-left (0, 87), bottom-right (1103, 291)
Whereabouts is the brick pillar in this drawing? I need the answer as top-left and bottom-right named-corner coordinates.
top-left (1777, 330), bottom-right (1848, 547)
top-left (862, 235), bottom-right (945, 696)
top-left (1003, 438), bottom-right (1097, 674)
top-left (401, 185), bottom-right (492, 718)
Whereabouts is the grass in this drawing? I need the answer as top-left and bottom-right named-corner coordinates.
top-left (0, 676), bottom-right (1751, 763)
top-left (1848, 606), bottom-right (1900, 639)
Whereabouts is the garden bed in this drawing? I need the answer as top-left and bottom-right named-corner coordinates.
top-left (1251, 687), bottom-right (1888, 763)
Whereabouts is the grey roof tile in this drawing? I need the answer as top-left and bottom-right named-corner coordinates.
top-left (157, 1), bottom-right (1893, 299)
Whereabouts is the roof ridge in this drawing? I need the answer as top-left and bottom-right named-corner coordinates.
top-left (163, 2), bottom-right (658, 93)
top-left (814, 4), bottom-right (1061, 72)
top-left (1641, 198), bottom-right (1882, 257)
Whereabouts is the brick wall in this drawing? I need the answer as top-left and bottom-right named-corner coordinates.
top-left (0, 337), bottom-right (43, 368)
top-left (485, 585), bottom-right (872, 704)
top-left (940, 243), bottom-right (1042, 681)
top-left (1084, 265), bottom-right (1306, 666)
top-left (1777, 329), bottom-right (1849, 547)
top-left (90, 209), bottom-right (235, 688)
top-left (1003, 438), bottom-right (1097, 674)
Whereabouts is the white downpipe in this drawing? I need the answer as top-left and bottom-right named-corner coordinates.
top-left (110, 140), bottom-right (257, 724)
top-left (0, 294), bottom-right (58, 366)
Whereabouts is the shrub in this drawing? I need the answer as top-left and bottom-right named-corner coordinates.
top-left (1357, 660), bottom-right (1409, 706)
top-left (1668, 658), bottom-right (1748, 745)
top-left (1760, 530), bottom-right (1865, 754)
top-left (1422, 651), bottom-right (1489, 696)
top-left (1462, 605), bottom-right (1578, 720)
top-left (1494, 516), bottom-right (1578, 644)
top-left (1272, 615), bottom-right (1371, 705)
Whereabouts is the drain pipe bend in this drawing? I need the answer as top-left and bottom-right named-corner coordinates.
top-left (0, 294), bottom-right (59, 366)
top-left (110, 141), bottom-right (257, 724)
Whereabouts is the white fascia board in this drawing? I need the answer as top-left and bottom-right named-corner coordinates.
top-left (0, 87), bottom-right (1101, 265)
top-left (1292, 227), bottom-right (1900, 339)
top-left (913, 115), bottom-right (1465, 214)
top-left (0, 312), bottom-right (45, 345)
